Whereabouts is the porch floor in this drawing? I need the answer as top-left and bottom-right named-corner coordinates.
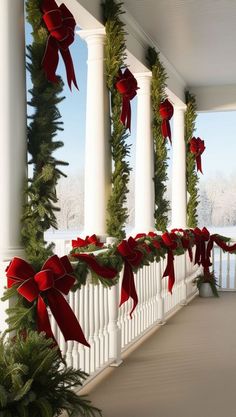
top-left (84, 292), bottom-right (236, 417)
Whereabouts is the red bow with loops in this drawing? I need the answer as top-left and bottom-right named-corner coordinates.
top-left (189, 137), bottom-right (205, 174)
top-left (6, 255), bottom-right (89, 347)
top-left (117, 237), bottom-right (143, 317)
top-left (41, 0), bottom-right (78, 89)
top-left (115, 68), bottom-right (139, 131)
top-left (72, 234), bottom-right (104, 249)
top-left (192, 227), bottom-right (211, 275)
top-left (159, 99), bottom-right (174, 144)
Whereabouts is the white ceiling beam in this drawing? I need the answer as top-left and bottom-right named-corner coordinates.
top-left (190, 85), bottom-right (236, 112)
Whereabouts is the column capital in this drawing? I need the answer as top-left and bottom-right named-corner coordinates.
top-left (134, 71), bottom-right (152, 80)
top-left (174, 104), bottom-right (187, 112)
top-left (77, 28), bottom-right (106, 43)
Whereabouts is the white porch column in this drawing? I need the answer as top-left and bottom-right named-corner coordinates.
top-left (171, 107), bottom-right (187, 229)
top-left (0, 0), bottom-right (26, 330)
top-left (134, 72), bottom-right (155, 233)
top-left (79, 29), bottom-right (111, 236)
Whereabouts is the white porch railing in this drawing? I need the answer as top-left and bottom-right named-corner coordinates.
top-left (212, 240), bottom-right (236, 291)
top-left (47, 238), bottom-right (199, 383)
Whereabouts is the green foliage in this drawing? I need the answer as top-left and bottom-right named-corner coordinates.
top-left (22, 0), bottom-right (68, 271)
top-left (185, 91), bottom-right (199, 227)
top-left (0, 332), bottom-right (102, 417)
top-left (102, 0), bottom-right (131, 239)
top-left (146, 47), bottom-right (170, 231)
top-left (193, 273), bottom-right (219, 297)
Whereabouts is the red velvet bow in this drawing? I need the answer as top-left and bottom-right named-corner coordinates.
top-left (117, 237), bottom-right (143, 317)
top-left (115, 68), bottom-right (139, 131)
top-left (159, 99), bottom-right (174, 144)
top-left (72, 234), bottom-right (103, 249)
top-left (6, 255), bottom-right (89, 347)
top-left (41, 0), bottom-right (78, 89)
top-left (71, 253), bottom-right (117, 279)
top-left (171, 228), bottom-right (193, 262)
top-left (189, 137), bottom-right (205, 174)
top-left (161, 232), bottom-right (178, 293)
top-left (192, 227), bottom-right (211, 275)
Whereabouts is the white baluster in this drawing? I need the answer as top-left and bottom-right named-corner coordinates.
top-left (78, 286), bottom-right (85, 372)
top-left (94, 284), bottom-right (100, 370)
top-left (66, 292), bottom-right (74, 367)
top-left (99, 284), bottom-right (105, 366)
top-left (84, 283), bottom-right (90, 374)
top-left (104, 288), bottom-right (109, 362)
top-left (156, 262), bottom-right (165, 324)
top-left (108, 284), bottom-right (122, 366)
top-left (88, 283), bottom-right (95, 373)
top-left (72, 291), bottom-right (79, 370)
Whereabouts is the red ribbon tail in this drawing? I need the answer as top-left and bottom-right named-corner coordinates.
top-left (47, 289), bottom-right (90, 347)
top-left (42, 36), bottom-right (59, 84)
top-left (194, 242), bottom-right (201, 265)
top-left (119, 261), bottom-right (138, 318)
top-left (188, 246), bottom-right (193, 263)
top-left (37, 296), bottom-right (57, 342)
top-left (60, 49), bottom-right (78, 90)
top-left (163, 250), bottom-right (175, 293)
top-left (120, 97), bottom-right (131, 130)
top-left (196, 155), bottom-right (203, 174)
top-left (161, 120), bottom-right (172, 144)
top-left (73, 253), bottom-right (117, 279)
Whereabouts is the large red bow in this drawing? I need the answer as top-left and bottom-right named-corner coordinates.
top-left (72, 234), bottom-right (104, 249)
top-left (161, 232), bottom-right (178, 293)
top-left (117, 237), bottom-right (143, 317)
top-left (171, 228), bottom-right (193, 263)
top-left (159, 99), bottom-right (174, 144)
top-left (6, 255), bottom-right (89, 347)
top-left (192, 227), bottom-right (211, 275)
top-left (115, 68), bottom-right (139, 131)
top-left (41, 0), bottom-right (78, 89)
top-left (189, 137), bottom-right (205, 174)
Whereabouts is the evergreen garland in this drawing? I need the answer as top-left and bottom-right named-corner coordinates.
top-left (0, 332), bottom-right (101, 417)
top-left (22, 0), bottom-right (68, 271)
top-left (146, 47), bottom-right (170, 231)
top-left (185, 91), bottom-right (199, 227)
top-left (102, 0), bottom-right (131, 240)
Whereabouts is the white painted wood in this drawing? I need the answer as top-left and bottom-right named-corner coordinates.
top-left (108, 284), bottom-right (122, 366)
top-left (171, 107), bottom-right (187, 229)
top-left (79, 28), bottom-right (111, 235)
top-left (0, 0), bottom-right (26, 263)
top-left (134, 73), bottom-right (155, 233)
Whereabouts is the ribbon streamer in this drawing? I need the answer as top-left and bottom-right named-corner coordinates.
top-left (161, 232), bottom-right (178, 293)
top-left (6, 255), bottom-right (89, 347)
top-left (41, 0), bottom-right (78, 89)
top-left (189, 137), bottom-right (205, 174)
top-left (115, 68), bottom-right (139, 131)
top-left (159, 99), bottom-right (174, 144)
top-left (117, 237), bottom-right (143, 317)
top-left (71, 253), bottom-right (117, 279)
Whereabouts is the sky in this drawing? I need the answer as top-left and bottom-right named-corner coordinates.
top-left (26, 24), bottom-right (236, 184)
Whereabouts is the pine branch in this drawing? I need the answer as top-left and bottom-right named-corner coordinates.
top-left (23, 0), bottom-right (68, 269)
top-left (102, 0), bottom-right (131, 239)
top-left (185, 91), bottom-right (199, 227)
top-left (147, 47), bottom-right (170, 231)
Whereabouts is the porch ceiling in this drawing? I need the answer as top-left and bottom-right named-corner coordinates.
top-left (123, 0), bottom-right (236, 87)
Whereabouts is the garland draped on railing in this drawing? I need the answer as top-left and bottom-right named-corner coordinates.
top-left (146, 47), bottom-right (170, 231)
top-left (102, 0), bottom-right (132, 240)
top-left (5, 228), bottom-right (236, 337)
top-left (185, 91), bottom-right (199, 227)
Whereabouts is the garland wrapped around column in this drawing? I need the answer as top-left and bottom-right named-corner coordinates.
top-left (102, 0), bottom-right (132, 240)
top-left (146, 47), bottom-right (170, 231)
top-left (185, 91), bottom-right (199, 227)
top-left (22, 0), bottom-right (68, 271)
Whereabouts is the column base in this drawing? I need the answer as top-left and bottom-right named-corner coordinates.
top-left (0, 247), bottom-right (25, 262)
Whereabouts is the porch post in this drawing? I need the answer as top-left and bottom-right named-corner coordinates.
top-left (134, 72), bottom-right (155, 233)
top-left (0, 0), bottom-right (27, 329)
top-left (171, 106), bottom-right (187, 229)
top-left (79, 29), bottom-right (111, 236)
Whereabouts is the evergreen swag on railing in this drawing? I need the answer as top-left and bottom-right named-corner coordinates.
top-left (102, 0), bottom-right (132, 240)
top-left (185, 91), bottom-right (199, 227)
top-left (146, 47), bottom-right (170, 231)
